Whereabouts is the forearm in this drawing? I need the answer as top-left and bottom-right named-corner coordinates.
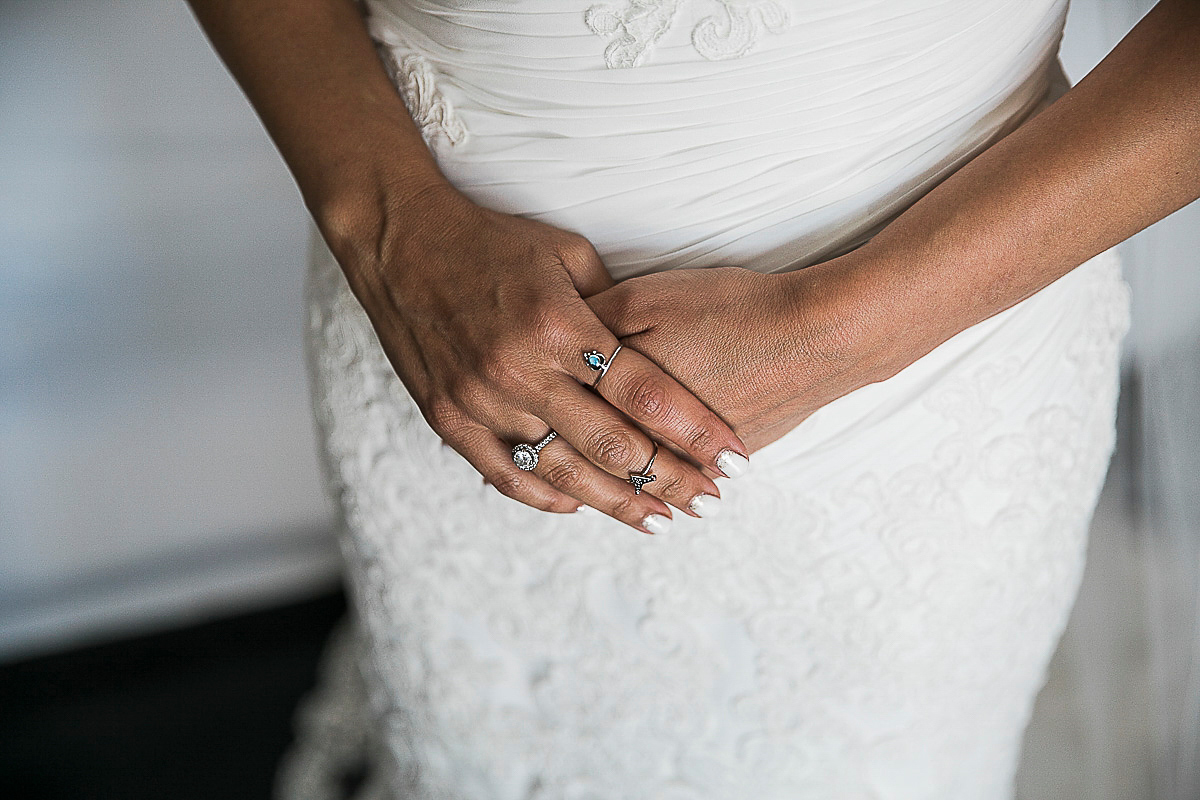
top-left (833, 0), bottom-right (1200, 378)
top-left (186, 0), bottom-right (455, 261)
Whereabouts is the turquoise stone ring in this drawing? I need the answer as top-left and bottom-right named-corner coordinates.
top-left (583, 345), bottom-right (623, 386)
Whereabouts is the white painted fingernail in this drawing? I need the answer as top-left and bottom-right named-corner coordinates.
top-left (688, 493), bottom-right (722, 518)
top-left (641, 513), bottom-right (672, 535)
top-left (716, 449), bottom-right (750, 479)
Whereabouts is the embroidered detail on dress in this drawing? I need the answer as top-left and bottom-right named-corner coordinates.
top-left (584, 0), bottom-right (790, 68)
top-left (585, 0), bottom-right (683, 69)
top-left (377, 46), bottom-right (468, 148)
top-left (693, 1), bottom-right (790, 61)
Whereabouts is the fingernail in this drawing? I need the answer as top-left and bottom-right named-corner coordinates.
top-left (640, 513), bottom-right (672, 535)
top-left (716, 449), bottom-right (750, 479)
top-left (688, 493), bottom-right (722, 518)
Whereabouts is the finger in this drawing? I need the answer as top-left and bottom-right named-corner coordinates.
top-left (625, 436), bottom-right (724, 518)
top-left (557, 233), bottom-right (616, 298)
top-left (588, 345), bottom-right (750, 479)
top-left (531, 377), bottom-right (723, 515)
top-left (443, 420), bottom-right (582, 514)
top-left (645, 431), bottom-right (726, 480)
top-left (527, 431), bottom-right (675, 535)
top-left (538, 300), bottom-right (748, 478)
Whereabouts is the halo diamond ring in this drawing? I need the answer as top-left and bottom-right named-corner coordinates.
top-left (512, 430), bottom-right (557, 471)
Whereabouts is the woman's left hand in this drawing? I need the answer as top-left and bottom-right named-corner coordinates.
top-left (584, 260), bottom-right (898, 458)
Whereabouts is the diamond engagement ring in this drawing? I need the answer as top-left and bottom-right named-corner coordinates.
top-left (511, 430), bottom-right (557, 471)
top-left (583, 345), bottom-right (623, 387)
top-left (628, 441), bottom-right (658, 494)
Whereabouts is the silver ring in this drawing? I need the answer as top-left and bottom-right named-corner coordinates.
top-left (628, 441), bottom-right (658, 494)
top-left (511, 430), bottom-right (557, 471)
top-left (583, 345), bottom-right (623, 387)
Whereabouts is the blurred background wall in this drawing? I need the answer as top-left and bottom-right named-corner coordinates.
top-left (1, 0), bottom-right (339, 661)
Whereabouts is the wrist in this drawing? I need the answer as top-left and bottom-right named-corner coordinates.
top-left (308, 123), bottom-right (455, 247)
top-left (780, 247), bottom-right (946, 389)
top-left (310, 141), bottom-right (472, 295)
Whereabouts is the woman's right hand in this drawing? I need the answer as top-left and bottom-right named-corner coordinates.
top-left (185, 0), bottom-right (748, 532)
top-left (328, 182), bottom-right (749, 534)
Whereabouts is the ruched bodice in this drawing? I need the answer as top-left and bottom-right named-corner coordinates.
top-left (365, 0), bottom-right (1067, 278)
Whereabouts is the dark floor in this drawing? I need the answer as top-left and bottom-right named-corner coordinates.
top-left (0, 589), bottom-right (348, 800)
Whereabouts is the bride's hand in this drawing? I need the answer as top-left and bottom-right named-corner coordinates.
top-left (584, 260), bottom-right (896, 454)
top-left (329, 183), bottom-right (749, 533)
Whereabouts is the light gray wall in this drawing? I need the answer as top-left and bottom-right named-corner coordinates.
top-left (1, 0), bottom-right (338, 659)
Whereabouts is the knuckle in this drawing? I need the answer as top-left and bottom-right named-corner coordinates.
top-left (478, 349), bottom-right (524, 392)
top-left (556, 233), bottom-right (602, 269)
top-left (527, 303), bottom-right (576, 355)
top-left (685, 424), bottom-right (716, 456)
top-left (488, 470), bottom-right (526, 500)
top-left (424, 395), bottom-right (466, 435)
top-left (656, 472), bottom-right (690, 499)
top-left (586, 427), bottom-right (638, 468)
top-left (624, 376), bottom-right (673, 423)
top-left (541, 459), bottom-right (584, 493)
top-left (448, 376), bottom-right (492, 415)
top-left (608, 491), bottom-right (638, 520)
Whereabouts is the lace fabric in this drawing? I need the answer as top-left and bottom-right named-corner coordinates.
top-left (374, 45), bottom-right (467, 149)
top-left (292, 227), bottom-right (1132, 798)
top-left (583, 0), bottom-right (791, 68)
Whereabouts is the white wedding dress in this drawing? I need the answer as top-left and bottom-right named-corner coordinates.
top-left (284, 1), bottom-right (1134, 798)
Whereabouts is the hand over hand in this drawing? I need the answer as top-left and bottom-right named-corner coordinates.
top-left (584, 261), bottom-right (892, 454)
top-left (330, 185), bottom-right (750, 533)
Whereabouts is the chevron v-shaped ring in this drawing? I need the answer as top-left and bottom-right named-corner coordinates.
top-left (628, 441), bottom-right (658, 495)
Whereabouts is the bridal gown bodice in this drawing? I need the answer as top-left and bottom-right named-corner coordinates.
top-left (363, 0), bottom-right (1069, 278)
top-left (289, 2), bottom-right (1135, 798)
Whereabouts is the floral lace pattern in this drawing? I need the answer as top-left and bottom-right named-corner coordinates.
top-left (585, 0), bottom-right (791, 68)
top-left (295, 226), bottom-right (1132, 798)
top-left (375, 45), bottom-right (467, 148)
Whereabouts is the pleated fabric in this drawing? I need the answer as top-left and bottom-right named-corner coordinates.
top-left (365, 0), bottom-right (1068, 278)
